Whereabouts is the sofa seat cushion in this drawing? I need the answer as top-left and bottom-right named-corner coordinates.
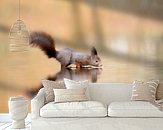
top-left (40, 101), bottom-right (107, 117)
top-left (108, 101), bottom-right (163, 117)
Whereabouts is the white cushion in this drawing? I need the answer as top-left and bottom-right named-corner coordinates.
top-left (40, 101), bottom-right (107, 117)
top-left (64, 78), bottom-right (90, 99)
top-left (108, 101), bottom-right (163, 117)
top-left (53, 88), bottom-right (88, 103)
top-left (131, 80), bottom-right (159, 102)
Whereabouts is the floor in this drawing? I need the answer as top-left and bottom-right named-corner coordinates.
top-left (0, 122), bottom-right (31, 130)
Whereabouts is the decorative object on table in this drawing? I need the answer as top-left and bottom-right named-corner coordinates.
top-left (8, 96), bottom-right (29, 129)
top-left (9, 0), bottom-right (30, 52)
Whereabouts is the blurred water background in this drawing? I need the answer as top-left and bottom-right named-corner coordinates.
top-left (0, 0), bottom-right (163, 112)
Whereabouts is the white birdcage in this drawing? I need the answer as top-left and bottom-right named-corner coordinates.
top-left (9, 0), bottom-right (30, 52)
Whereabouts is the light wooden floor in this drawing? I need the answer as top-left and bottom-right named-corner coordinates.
top-left (0, 122), bottom-right (31, 130)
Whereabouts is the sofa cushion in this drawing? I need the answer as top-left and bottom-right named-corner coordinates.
top-left (40, 101), bottom-right (107, 117)
top-left (108, 101), bottom-right (163, 117)
top-left (42, 80), bottom-right (66, 103)
top-left (53, 88), bottom-right (88, 103)
top-left (156, 83), bottom-right (163, 100)
top-left (64, 78), bottom-right (90, 99)
top-left (131, 80), bottom-right (159, 102)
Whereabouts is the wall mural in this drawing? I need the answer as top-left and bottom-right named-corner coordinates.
top-left (30, 32), bottom-right (102, 69)
top-left (0, 0), bottom-right (163, 112)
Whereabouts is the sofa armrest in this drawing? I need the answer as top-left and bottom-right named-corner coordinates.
top-left (31, 88), bottom-right (45, 119)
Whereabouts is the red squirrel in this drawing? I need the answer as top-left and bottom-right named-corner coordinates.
top-left (30, 32), bottom-right (102, 68)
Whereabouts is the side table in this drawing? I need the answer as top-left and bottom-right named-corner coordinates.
top-left (8, 96), bottom-right (29, 129)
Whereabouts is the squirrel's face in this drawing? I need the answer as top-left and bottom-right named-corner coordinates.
top-left (90, 47), bottom-right (102, 67)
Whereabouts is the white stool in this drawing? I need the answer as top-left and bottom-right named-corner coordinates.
top-left (8, 96), bottom-right (29, 129)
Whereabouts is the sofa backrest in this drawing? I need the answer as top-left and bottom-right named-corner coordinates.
top-left (89, 83), bottom-right (132, 105)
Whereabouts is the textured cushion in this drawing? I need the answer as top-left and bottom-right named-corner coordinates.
top-left (156, 83), bottom-right (163, 100)
top-left (131, 80), bottom-right (159, 102)
top-left (40, 101), bottom-right (107, 117)
top-left (42, 80), bottom-right (65, 103)
top-left (53, 88), bottom-right (88, 103)
top-left (108, 101), bottom-right (163, 117)
top-left (64, 78), bottom-right (90, 99)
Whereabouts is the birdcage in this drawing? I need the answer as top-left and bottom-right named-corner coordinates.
top-left (9, 0), bottom-right (30, 52)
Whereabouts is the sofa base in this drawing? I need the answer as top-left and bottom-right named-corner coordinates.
top-left (31, 117), bottom-right (163, 130)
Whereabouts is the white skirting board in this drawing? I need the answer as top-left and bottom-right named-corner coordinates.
top-left (0, 113), bottom-right (31, 122)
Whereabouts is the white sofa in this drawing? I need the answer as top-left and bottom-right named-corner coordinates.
top-left (31, 83), bottom-right (163, 130)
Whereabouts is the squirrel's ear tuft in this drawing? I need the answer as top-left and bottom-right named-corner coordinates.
top-left (91, 47), bottom-right (98, 56)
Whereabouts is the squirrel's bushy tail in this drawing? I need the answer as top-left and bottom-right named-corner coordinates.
top-left (30, 32), bottom-right (57, 58)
